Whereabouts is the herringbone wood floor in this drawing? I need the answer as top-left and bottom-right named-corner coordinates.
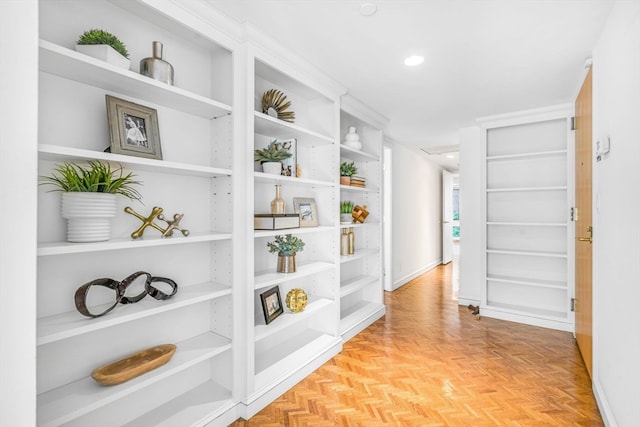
top-left (231, 262), bottom-right (602, 426)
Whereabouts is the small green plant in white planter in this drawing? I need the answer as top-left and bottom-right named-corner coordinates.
top-left (267, 234), bottom-right (305, 273)
top-left (340, 200), bottom-right (354, 223)
top-left (40, 161), bottom-right (141, 242)
top-left (76, 29), bottom-right (130, 69)
top-left (254, 140), bottom-right (292, 175)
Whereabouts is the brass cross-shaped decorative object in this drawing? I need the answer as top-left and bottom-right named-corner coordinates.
top-left (124, 206), bottom-right (166, 239)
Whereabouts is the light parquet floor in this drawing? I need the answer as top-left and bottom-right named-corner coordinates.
top-left (230, 262), bottom-right (602, 426)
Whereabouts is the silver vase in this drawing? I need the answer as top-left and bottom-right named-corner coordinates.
top-left (140, 41), bottom-right (174, 85)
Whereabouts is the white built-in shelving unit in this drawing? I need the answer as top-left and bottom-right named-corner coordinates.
top-left (29, 1), bottom-right (388, 425)
top-left (36, 1), bottom-right (241, 425)
top-left (242, 46), bottom-right (345, 417)
top-left (480, 106), bottom-right (574, 331)
top-left (338, 96), bottom-right (386, 341)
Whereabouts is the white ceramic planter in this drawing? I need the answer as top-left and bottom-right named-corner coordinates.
top-left (61, 192), bottom-right (118, 242)
top-left (75, 44), bottom-right (131, 69)
top-left (262, 162), bottom-right (282, 175)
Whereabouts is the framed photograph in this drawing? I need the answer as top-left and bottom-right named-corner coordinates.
top-left (260, 286), bottom-right (283, 324)
top-left (293, 197), bottom-right (318, 227)
top-left (280, 138), bottom-right (297, 177)
top-left (106, 95), bottom-right (162, 160)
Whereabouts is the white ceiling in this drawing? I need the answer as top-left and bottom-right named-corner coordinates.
top-left (206, 0), bottom-right (614, 170)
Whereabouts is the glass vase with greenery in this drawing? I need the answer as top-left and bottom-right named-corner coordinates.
top-left (267, 234), bottom-right (305, 256)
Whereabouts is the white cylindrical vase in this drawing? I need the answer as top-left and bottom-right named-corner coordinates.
top-left (61, 192), bottom-right (118, 242)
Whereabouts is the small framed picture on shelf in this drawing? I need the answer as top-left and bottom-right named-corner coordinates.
top-left (260, 286), bottom-right (283, 324)
top-left (280, 138), bottom-right (297, 177)
top-left (106, 95), bottom-right (162, 160)
top-left (293, 197), bottom-right (318, 227)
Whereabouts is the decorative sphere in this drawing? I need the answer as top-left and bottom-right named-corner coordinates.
top-left (286, 288), bottom-right (308, 313)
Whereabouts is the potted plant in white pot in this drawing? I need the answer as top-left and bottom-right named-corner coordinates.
top-left (340, 161), bottom-right (357, 185)
top-left (340, 200), bottom-right (354, 223)
top-left (75, 29), bottom-right (130, 69)
top-left (267, 234), bottom-right (305, 273)
top-left (40, 160), bottom-right (142, 242)
top-left (254, 140), bottom-right (292, 175)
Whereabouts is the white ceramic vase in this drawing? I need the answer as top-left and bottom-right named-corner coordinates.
top-left (75, 44), bottom-right (131, 69)
top-left (61, 192), bottom-right (118, 242)
top-left (343, 126), bottom-right (362, 150)
top-left (262, 162), bottom-right (282, 175)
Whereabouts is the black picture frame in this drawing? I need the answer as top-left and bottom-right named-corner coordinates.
top-left (106, 95), bottom-right (162, 160)
top-left (260, 286), bottom-right (283, 324)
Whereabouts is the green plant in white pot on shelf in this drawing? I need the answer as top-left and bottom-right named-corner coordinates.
top-left (267, 234), bottom-right (305, 273)
top-left (340, 200), bottom-right (354, 223)
top-left (75, 28), bottom-right (130, 69)
top-left (40, 160), bottom-right (142, 243)
top-left (254, 140), bottom-right (292, 175)
top-left (340, 161), bottom-right (357, 185)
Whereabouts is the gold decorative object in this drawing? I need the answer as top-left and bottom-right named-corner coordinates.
top-left (352, 205), bottom-right (369, 223)
top-left (347, 228), bottom-right (355, 254)
top-left (91, 344), bottom-right (176, 386)
top-left (261, 89), bottom-right (295, 123)
top-left (125, 206), bottom-right (189, 239)
top-left (271, 184), bottom-right (285, 214)
top-left (286, 288), bottom-right (308, 313)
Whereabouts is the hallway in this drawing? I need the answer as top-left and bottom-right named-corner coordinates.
top-left (232, 263), bottom-right (602, 426)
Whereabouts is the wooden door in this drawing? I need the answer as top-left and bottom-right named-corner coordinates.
top-left (575, 68), bottom-right (593, 377)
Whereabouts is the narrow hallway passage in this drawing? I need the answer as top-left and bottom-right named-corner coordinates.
top-left (232, 263), bottom-right (602, 426)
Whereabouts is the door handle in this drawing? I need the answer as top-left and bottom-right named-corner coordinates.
top-left (578, 225), bottom-right (592, 243)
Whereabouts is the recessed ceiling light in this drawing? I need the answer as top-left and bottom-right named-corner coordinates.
top-left (360, 2), bottom-right (377, 16)
top-left (445, 154), bottom-right (455, 159)
top-left (404, 55), bottom-right (424, 66)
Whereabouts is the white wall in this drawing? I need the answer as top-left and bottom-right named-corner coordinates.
top-left (457, 126), bottom-right (483, 305)
top-left (391, 142), bottom-right (442, 289)
top-left (591, 2), bottom-right (640, 426)
top-left (0, 0), bottom-right (39, 424)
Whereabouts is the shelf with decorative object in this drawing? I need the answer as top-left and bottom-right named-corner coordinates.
top-left (37, 232), bottom-right (233, 256)
top-left (40, 40), bottom-right (231, 120)
top-left (254, 111), bottom-right (334, 145)
top-left (38, 282), bottom-right (231, 345)
top-left (35, 1), bottom-right (241, 425)
top-left (254, 172), bottom-right (334, 188)
top-left (254, 225), bottom-right (335, 239)
top-left (254, 261), bottom-right (335, 289)
top-left (37, 331), bottom-right (232, 427)
top-left (338, 99), bottom-right (386, 342)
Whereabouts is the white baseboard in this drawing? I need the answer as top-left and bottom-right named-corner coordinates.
top-left (391, 259), bottom-right (441, 291)
top-left (593, 375), bottom-right (615, 427)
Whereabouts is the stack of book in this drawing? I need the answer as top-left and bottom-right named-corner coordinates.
top-left (350, 175), bottom-right (366, 188)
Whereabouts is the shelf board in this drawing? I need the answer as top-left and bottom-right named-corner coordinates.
top-left (254, 225), bottom-right (335, 239)
top-left (254, 111), bottom-right (334, 145)
top-left (37, 282), bottom-right (231, 345)
top-left (339, 145), bottom-right (380, 161)
top-left (37, 332), bottom-right (232, 427)
top-left (38, 231), bottom-right (232, 256)
top-left (122, 380), bottom-right (234, 427)
top-left (254, 261), bottom-right (335, 289)
top-left (254, 172), bottom-right (334, 188)
top-left (39, 40), bottom-right (231, 119)
top-left (254, 329), bottom-right (339, 391)
top-left (484, 302), bottom-right (568, 321)
top-left (340, 301), bottom-right (385, 334)
top-left (486, 248), bottom-right (567, 258)
top-left (339, 221), bottom-right (380, 229)
top-left (340, 275), bottom-right (379, 298)
top-left (486, 186), bottom-right (567, 193)
top-left (486, 150), bottom-right (567, 161)
top-left (340, 184), bottom-right (380, 193)
top-left (39, 145), bottom-right (232, 178)
top-left (254, 297), bottom-right (334, 342)
top-left (486, 275), bottom-right (567, 290)
top-left (487, 221), bottom-right (567, 227)
top-left (340, 248), bottom-right (380, 264)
